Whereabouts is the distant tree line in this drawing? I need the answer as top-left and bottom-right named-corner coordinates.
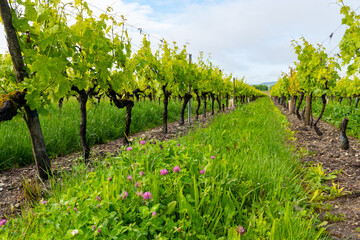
top-left (253, 85), bottom-right (269, 91)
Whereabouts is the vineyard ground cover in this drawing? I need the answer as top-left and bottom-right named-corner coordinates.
top-left (276, 100), bottom-right (360, 239)
top-left (0, 97), bottom-right (217, 171)
top-left (0, 97), bottom-right (328, 239)
top-left (289, 97), bottom-right (360, 140)
top-left (0, 98), bottom-right (224, 221)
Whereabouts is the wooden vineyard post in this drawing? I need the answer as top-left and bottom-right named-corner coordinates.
top-left (289, 97), bottom-right (295, 113)
top-left (304, 94), bottom-right (311, 126)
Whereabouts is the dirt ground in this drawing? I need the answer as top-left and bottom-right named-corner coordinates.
top-left (0, 111), bottom-right (219, 220)
top-left (277, 103), bottom-right (360, 240)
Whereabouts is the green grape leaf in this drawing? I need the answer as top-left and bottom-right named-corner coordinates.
top-left (25, 4), bottom-right (37, 21)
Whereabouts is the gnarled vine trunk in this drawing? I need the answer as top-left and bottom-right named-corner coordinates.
top-left (180, 93), bottom-right (191, 125)
top-left (58, 97), bottom-right (64, 112)
top-left (340, 118), bottom-right (349, 150)
top-left (78, 91), bottom-right (90, 160)
top-left (0, 91), bottom-right (26, 121)
top-left (124, 104), bottom-right (133, 144)
top-left (296, 93), bottom-right (304, 120)
top-left (210, 93), bottom-right (215, 115)
top-left (313, 94), bottom-right (326, 136)
top-left (226, 93), bottom-right (229, 110)
top-left (107, 88), bottom-right (134, 144)
top-left (71, 86), bottom-right (94, 161)
top-left (79, 90), bottom-right (90, 161)
top-left (162, 84), bottom-right (171, 134)
top-left (195, 89), bottom-right (201, 120)
top-left (216, 95), bottom-right (221, 113)
top-left (282, 96), bottom-right (287, 109)
top-left (24, 107), bottom-right (51, 180)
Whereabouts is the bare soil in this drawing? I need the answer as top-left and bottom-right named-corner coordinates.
top-left (277, 103), bottom-right (360, 240)
top-left (0, 112), bottom-right (219, 220)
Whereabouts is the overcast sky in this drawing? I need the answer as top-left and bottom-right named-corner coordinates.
top-left (0, 0), bottom-right (359, 84)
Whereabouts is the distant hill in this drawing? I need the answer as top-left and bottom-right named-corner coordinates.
top-left (252, 81), bottom-right (277, 91)
top-left (259, 81), bottom-right (277, 89)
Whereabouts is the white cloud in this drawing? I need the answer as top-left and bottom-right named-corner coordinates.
top-left (158, 0), bottom-right (359, 83)
top-left (0, 0), bottom-right (359, 84)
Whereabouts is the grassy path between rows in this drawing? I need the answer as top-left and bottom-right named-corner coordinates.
top-left (0, 97), bottom-right (328, 239)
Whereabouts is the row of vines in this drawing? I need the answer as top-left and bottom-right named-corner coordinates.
top-left (270, 2), bottom-right (360, 137)
top-left (0, 0), bottom-right (265, 179)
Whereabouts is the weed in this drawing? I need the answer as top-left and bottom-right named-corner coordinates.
top-left (305, 164), bottom-right (340, 192)
top-left (21, 178), bottom-right (42, 203)
top-left (323, 212), bottom-right (345, 222)
top-left (313, 202), bottom-right (333, 212)
top-left (329, 182), bottom-right (345, 198)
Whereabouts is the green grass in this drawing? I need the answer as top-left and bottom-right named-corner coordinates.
top-left (0, 97), bottom-right (328, 239)
top-left (0, 97), bottom-right (218, 171)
